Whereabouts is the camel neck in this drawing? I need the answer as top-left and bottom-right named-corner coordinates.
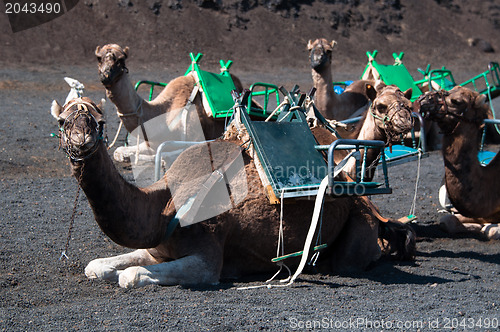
top-left (106, 73), bottom-right (145, 132)
top-left (355, 113), bottom-right (386, 181)
top-left (442, 123), bottom-right (500, 217)
top-left (312, 68), bottom-right (336, 118)
top-left (71, 143), bottom-right (171, 248)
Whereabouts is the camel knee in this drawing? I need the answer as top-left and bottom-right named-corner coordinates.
top-left (481, 224), bottom-right (500, 240)
top-left (85, 259), bottom-right (120, 282)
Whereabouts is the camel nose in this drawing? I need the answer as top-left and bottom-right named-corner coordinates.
top-left (393, 108), bottom-right (413, 132)
top-left (310, 48), bottom-right (328, 69)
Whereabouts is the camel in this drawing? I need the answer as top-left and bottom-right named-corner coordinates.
top-left (308, 38), bottom-right (372, 120)
top-left (311, 81), bottom-right (414, 181)
top-left (51, 97), bottom-right (416, 288)
top-left (418, 86), bottom-right (500, 240)
top-left (95, 44), bottom-right (242, 162)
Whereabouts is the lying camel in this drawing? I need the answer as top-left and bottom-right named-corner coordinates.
top-left (51, 97), bottom-right (415, 288)
top-left (94, 44), bottom-right (242, 162)
top-left (418, 86), bottom-right (500, 240)
top-left (308, 38), bottom-right (372, 120)
top-left (311, 81), bottom-right (414, 181)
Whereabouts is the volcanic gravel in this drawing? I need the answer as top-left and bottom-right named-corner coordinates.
top-left (0, 64), bottom-right (498, 331)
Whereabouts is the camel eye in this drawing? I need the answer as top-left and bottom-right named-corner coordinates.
top-left (377, 104), bottom-right (387, 112)
top-left (450, 98), bottom-right (461, 105)
top-left (96, 56), bottom-right (102, 62)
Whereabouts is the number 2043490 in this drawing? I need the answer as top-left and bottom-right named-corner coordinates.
top-left (5, 2), bottom-right (62, 14)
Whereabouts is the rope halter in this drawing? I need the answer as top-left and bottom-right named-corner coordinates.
top-left (370, 89), bottom-right (414, 144)
top-left (58, 98), bottom-right (105, 162)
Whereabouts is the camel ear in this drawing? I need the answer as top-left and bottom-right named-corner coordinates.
top-left (366, 83), bottom-right (377, 101)
top-left (330, 40), bottom-right (337, 49)
top-left (374, 79), bottom-right (386, 92)
top-left (51, 100), bottom-right (63, 120)
top-left (123, 46), bottom-right (129, 59)
top-left (403, 88), bottom-right (413, 100)
top-left (97, 98), bottom-right (106, 111)
top-left (95, 46), bottom-right (101, 57)
top-left (474, 94), bottom-right (487, 108)
top-left (307, 40), bottom-right (313, 50)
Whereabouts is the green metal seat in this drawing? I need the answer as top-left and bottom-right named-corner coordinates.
top-left (233, 88), bottom-right (392, 201)
top-left (361, 51), bottom-right (423, 101)
top-left (135, 53), bottom-right (280, 119)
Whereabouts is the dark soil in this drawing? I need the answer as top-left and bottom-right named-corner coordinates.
top-left (1, 1), bottom-right (499, 331)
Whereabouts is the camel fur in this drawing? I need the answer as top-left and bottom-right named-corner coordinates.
top-left (308, 38), bottom-right (372, 120)
top-left (52, 97), bottom-right (416, 288)
top-left (95, 44), bottom-right (242, 162)
top-left (419, 86), bottom-right (500, 240)
top-left (311, 81), bottom-right (414, 181)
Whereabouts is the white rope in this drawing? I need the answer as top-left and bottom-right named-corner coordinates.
top-left (109, 99), bottom-right (144, 149)
top-left (265, 97), bottom-right (289, 122)
top-left (409, 148), bottom-right (422, 217)
top-left (107, 120), bottom-right (123, 149)
top-left (237, 176), bottom-right (329, 290)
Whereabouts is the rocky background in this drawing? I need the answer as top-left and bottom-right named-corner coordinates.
top-left (1, 0), bottom-right (499, 78)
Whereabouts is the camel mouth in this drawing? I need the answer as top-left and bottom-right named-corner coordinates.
top-left (58, 100), bottom-right (105, 162)
top-left (416, 91), bottom-right (448, 120)
top-left (98, 64), bottom-right (127, 86)
top-left (310, 51), bottom-right (329, 70)
top-left (99, 70), bottom-right (119, 86)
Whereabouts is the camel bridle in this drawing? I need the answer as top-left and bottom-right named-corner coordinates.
top-left (417, 90), bottom-right (484, 135)
top-left (370, 90), bottom-right (413, 144)
top-left (58, 99), bottom-right (104, 162)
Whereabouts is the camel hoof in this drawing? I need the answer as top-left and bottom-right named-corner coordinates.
top-left (482, 224), bottom-right (500, 240)
top-left (85, 260), bottom-right (119, 282)
top-left (118, 266), bottom-right (156, 288)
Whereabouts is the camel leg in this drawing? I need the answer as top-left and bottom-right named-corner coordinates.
top-left (85, 249), bottom-right (159, 283)
top-left (481, 224), bottom-right (500, 240)
top-left (327, 206), bottom-right (381, 272)
top-left (118, 254), bottom-right (220, 288)
top-left (439, 214), bottom-right (483, 235)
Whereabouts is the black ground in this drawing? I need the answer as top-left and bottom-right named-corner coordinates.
top-left (1, 0), bottom-right (500, 330)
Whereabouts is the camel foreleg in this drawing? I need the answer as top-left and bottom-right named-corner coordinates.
top-left (118, 255), bottom-right (220, 288)
top-left (85, 249), bottom-right (158, 283)
top-left (440, 214), bottom-right (500, 240)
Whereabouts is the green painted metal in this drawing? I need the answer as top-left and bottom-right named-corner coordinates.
top-left (134, 80), bottom-right (168, 101)
top-left (361, 50), bottom-right (423, 101)
top-left (234, 88), bottom-right (393, 199)
top-left (271, 244), bottom-right (327, 263)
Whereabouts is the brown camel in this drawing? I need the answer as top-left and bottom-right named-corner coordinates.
top-left (311, 81), bottom-right (414, 181)
top-left (418, 86), bottom-right (500, 240)
top-left (308, 38), bottom-right (372, 120)
top-left (51, 97), bottom-right (416, 288)
top-left (94, 44), bottom-right (242, 162)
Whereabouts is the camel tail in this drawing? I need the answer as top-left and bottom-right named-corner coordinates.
top-left (379, 220), bottom-right (416, 261)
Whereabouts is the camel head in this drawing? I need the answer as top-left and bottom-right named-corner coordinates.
top-left (51, 97), bottom-right (105, 162)
top-left (95, 44), bottom-right (129, 87)
top-left (308, 38), bottom-right (337, 71)
top-left (417, 86), bottom-right (488, 135)
top-left (366, 81), bottom-right (414, 142)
